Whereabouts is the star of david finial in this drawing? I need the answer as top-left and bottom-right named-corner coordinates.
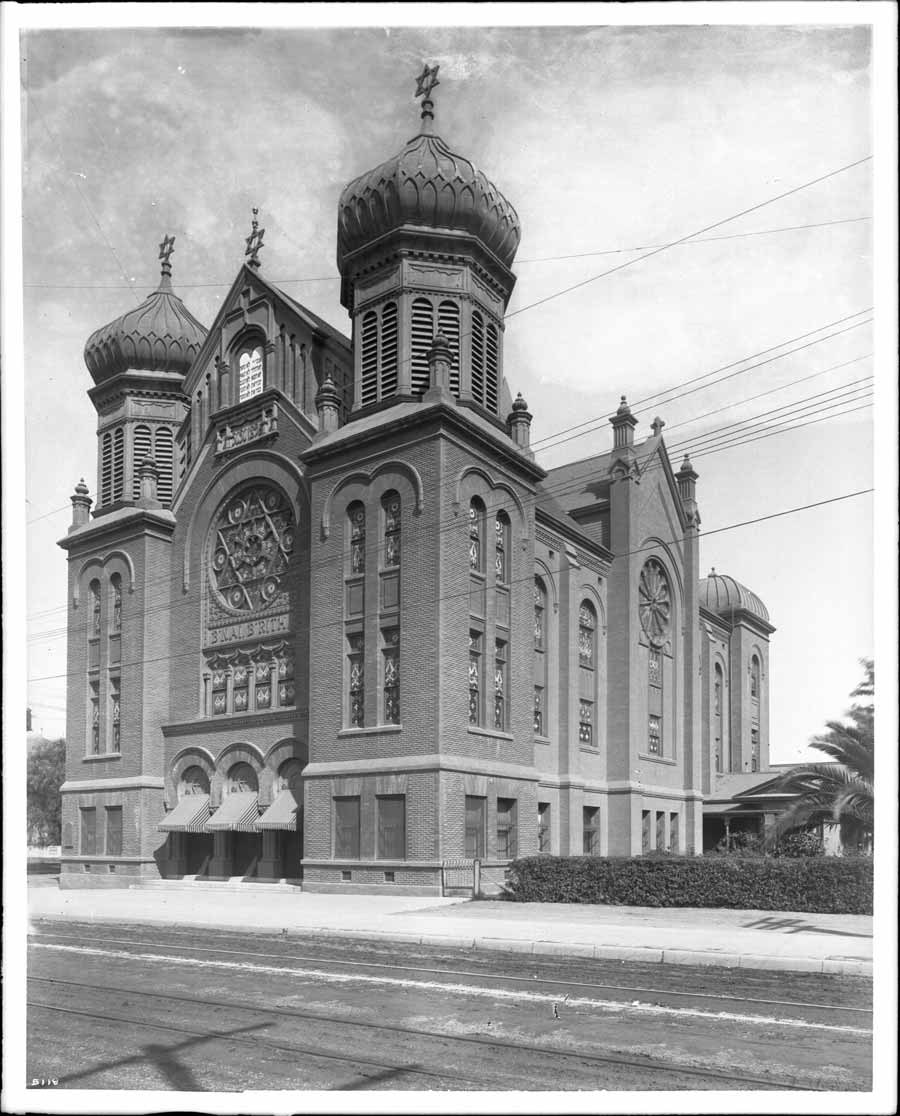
top-left (245, 207), bottom-right (265, 269)
top-left (651, 416), bottom-right (666, 437)
top-left (158, 234), bottom-right (176, 276)
top-left (414, 63), bottom-right (440, 132)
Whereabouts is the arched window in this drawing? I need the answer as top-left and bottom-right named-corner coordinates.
top-left (713, 662), bottom-right (724, 773)
top-left (109, 677), bottom-right (121, 752)
top-left (485, 322), bottom-right (499, 413)
top-left (179, 765), bottom-right (210, 797)
top-left (750, 656), bottom-right (760, 701)
top-left (470, 311), bottom-right (485, 405)
top-left (155, 427), bottom-right (174, 504)
top-left (383, 628), bottom-right (400, 724)
top-left (494, 512), bottom-right (510, 584)
top-left (89, 579), bottom-right (102, 638)
top-left (132, 425), bottom-right (152, 500)
top-left (381, 302), bottom-right (398, 397)
top-left (226, 762), bottom-right (258, 794)
top-left (534, 577), bottom-right (547, 735)
top-left (101, 432), bottom-right (113, 505)
top-left (578, 601), bottom-right (597, 745)
top-left (438, 300), bottom-right (460, 396)
top-left (468, 497), bottom-right (486, 573)
top-left (209, 485), bottom-right (295, 613)
top-left (112, 428), bottom-right (124, 502)
top-left (276, 758), bottom-right (304, 801)
top-left (348, 502), bottom-right (366, 575)
top-left (382, 492), bottom-right (400, 568)
top-left (410, 298), bottom-right (434, 396)
top-left (360, 310), bottom-right (378, 407)
top-left (238, 346), bottom-right (264, 402)
top-left (109, 574), bottom-right (122, 633)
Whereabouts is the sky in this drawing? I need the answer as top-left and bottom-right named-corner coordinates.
top-left (8, 11), bottom-right (892, 764)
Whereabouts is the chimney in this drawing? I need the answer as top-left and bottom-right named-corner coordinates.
top-left (315, 375), bottom-right (341, 435)
top-left (507, 393), bottom-right (533, 456)
top-left (69, 478), bottom-right (92, 531)
top-left (609, 395), bottom-right (638, 448)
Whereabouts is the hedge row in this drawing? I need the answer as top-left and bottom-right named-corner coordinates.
top-left (502, 855), bottom-right (873, 914)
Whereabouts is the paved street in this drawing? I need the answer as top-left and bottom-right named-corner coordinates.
top-left (27, 919), bottom-right (872, 1092)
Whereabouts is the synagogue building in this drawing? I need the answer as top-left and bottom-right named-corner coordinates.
top-left (59, 75), bottom-right (775, 892)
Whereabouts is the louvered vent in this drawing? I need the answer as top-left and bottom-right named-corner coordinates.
top-left (101, 432), bottom-right (113, 506)
top-left (485, 323), bottom-right (500, 414)
top-left (381, 303), bottom-right (398, 398)
top-left (112, 429), bottom-right (124, 502)
top-left (361, 311), bottom-right (378, 407)
top-left (132, 425), bottom-right (152, 500)
top-left (438, 301), bottom-right (461, 396)
top-left (410, 298), bottom-right (434, 396)
top-left (471, 311), bottom-right (485, 406)
top-left (155, 427), bottom-right (174, 505)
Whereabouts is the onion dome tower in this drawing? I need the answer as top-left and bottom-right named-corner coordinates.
top-left (698, 570), bottom-right (771, 626)
top-left (336, 65), bottom-right (521, 422)
top-left (83, 237), bottom-right (207, 513)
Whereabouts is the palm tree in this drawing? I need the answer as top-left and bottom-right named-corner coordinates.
top-left (768, 659), bottom-right (874, 853)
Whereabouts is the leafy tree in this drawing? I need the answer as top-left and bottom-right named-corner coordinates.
top-left (768, 659), bottom-right (874, 853)
top-left (27, 737), bottom-right (65, 846)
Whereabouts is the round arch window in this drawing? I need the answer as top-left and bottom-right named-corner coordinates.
top-left (639, 559), bottom-right (671, 647)
top-left (179, 765), bottom-right (210, 797)
top-left (208, 484), bottom-right (294, 614)
top-left (226, 762), bottom-right (258, 794)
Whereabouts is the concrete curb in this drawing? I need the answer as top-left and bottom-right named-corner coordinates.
top-left (28, 911), bottom-right (872, 977)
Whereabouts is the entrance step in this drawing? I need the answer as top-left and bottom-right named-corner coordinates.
top-left (133, 879), bottom-right (302, 894)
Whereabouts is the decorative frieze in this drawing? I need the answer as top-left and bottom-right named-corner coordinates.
top-left (214, 402), bottom-right (278, 456)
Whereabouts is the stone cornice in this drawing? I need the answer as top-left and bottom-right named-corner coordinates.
top-left (162, 708), bottom-right (307, 737)
top-left (303, 753), bottom-right (540, 782)
top-left (59, 507), bottom-right (176, 552)
top-left (61, 775), bottom-right (165, 793)
top-left (534, 515), bottom-right (612, 568)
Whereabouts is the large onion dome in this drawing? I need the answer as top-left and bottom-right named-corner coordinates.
top-left (337, 102), bottom-right (521, 272)
top-left (699, 569), bottom-right (770, 624)
top-left (84, 253), bottom-right (207, 385)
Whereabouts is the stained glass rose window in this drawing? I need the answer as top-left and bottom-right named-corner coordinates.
top-left (210, 485), bottom-right (294, 613)
top-left (639, 559), bottom-right (671, 646)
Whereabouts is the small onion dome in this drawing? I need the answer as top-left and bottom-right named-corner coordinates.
top-left (83, 260), bottom-right (207, 384)
top-left (337, 127), bottom-right (521, 271)
top-left (699, 568), bottom-right (770, 624)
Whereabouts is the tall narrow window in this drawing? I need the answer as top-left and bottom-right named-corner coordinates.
top-left (90, 580), bottom-right (102, 637)
top-left (750, 656), bottom-right (760, 701)
top-left (155, 427), bottom-right (174, 504)
top-left (89, 681), bottom-right (100, 755)
top-left (468, 498), bottom-right (485, 573)
top-left (410, 298), bottom-right (434, 396)
top-left (751, 727), bottom-right (760, 772)
top-left (101, 432), bottom-right (113, 505)
top-left (538, 802), bottom-right (551, 853)
top-left (105, 806), bottom-right (123, 856)
top-left (232, 663), bottom-right (249, 713)
top-left (714, 662), bottom-right (724, 774)
top-left (583, 806), bottom-right (600, 855)
top-left (578, 601), bottom-right (596, 746)
top-left (109, 677), bottom-right (120, 752)
top-left (465, 796), bottom-right (486, 859)
top-left (383, 492), bottom-right (401, 567)
top-left (360, 310), bottom-right (378, 406)
top-left (334, 796), bottom-right (360, 858)
top-left (109, 574), bottom-right (122, 633)
top-left (496, 798), bottom-right (517, 860)
top-left (80, 807), bottom-right (97, 855)
top-left (112, 428), bottom-right (124, 501)
top-left (238, 347), bottom-right (264, 402)
top-left (348, 502), bottom-right (366, 574)
top-left (132, 425), bottom-right (152, 499)
top-left (468, 631), bottom-right (483, 725)
top-left (485, 322), bottom-right (500, 413)
top-left (383, 629), bottom-right (400, 724)
top-left (438, 300), bottom-right (460, 395)
top-left (494, 513), bottom-right (509, 584)
top-left (381, 302), bottom-right (398, 397)
top-left (493, 639), bottom-right (508, 731)
top-left (470, 311), bottom-right (485, 405)
top-left (211, 667), bottom-right (228, 716)
top-left (648, 648), bottom-right (663, 755)
top-left (348, 633), bottom-right (365, 727)
top-left (277, 650), bottom-right (295, 708)
top-left (377, 795), bottom-right (405, 859)
top-left (534, 577), bottom-right (547, 735)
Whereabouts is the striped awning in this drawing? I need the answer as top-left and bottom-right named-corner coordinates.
top-left (206, 791), bottom-right (260, 833)
top-left (256, 788), bottom-right (299, 832)
top-left (158, 794), bottom-right (212, 833)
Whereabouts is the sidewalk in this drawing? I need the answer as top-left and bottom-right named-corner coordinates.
top-left (27, 882), bottom-right (872, 976)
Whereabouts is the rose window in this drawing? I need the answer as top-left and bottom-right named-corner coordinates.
top-left (210, 485), bottom-right (294, 613)
top-left (639, 559), bottom-right (671, 646)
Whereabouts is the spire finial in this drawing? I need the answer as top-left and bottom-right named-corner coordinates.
top-left (245, 208), bottom-right (265, 269)
top-left (414, 63), bottom-right (440, 133)
top-left (651, 416), bottom-right (665, 437)
top-left (158, 234), bottom-right (175, 279)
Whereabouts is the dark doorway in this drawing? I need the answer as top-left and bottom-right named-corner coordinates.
top-left (233, 832), bottom-right (259, 877)
top-left (185, 834), bottom-right (213, 874)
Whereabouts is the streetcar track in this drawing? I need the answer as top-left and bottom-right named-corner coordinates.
top-left (29, 928), bottom-right (870, 1019)
top-left (28, 979), bottom-right (814, 1091)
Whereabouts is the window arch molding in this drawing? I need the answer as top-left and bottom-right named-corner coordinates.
top-left (635, 542), bottom-right (683, 650)
top-left (453, 465), bottom-right (529, 540)
top-left (167, 745), bottom-right (217, 808)
top-left (227, 326), bottom-right (268, 405)
top-left (320, 459), bottom-right (424, 539)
